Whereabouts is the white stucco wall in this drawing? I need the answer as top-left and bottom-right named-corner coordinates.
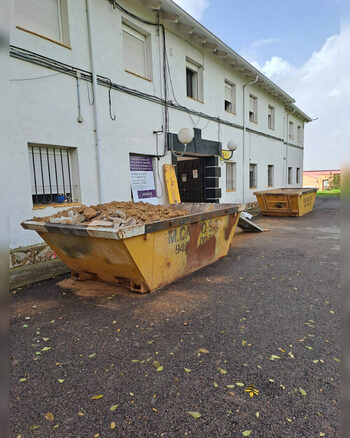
top-left (9, 0), bottom-right (305, 249)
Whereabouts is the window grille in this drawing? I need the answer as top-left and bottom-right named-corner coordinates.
top-left (29, 145), bottom-right (73, 205)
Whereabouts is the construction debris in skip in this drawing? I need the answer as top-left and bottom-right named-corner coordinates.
top-left (32, 201), bottom-right (188, 229)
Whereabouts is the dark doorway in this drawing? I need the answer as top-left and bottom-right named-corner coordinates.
top-left (177, 157), bottom-right (204, 202)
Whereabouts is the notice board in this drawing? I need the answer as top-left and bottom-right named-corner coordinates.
top-left (129, 155), bottom-right (158, 205)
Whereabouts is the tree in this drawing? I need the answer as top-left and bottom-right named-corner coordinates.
top-left (327, 172), bottom-right (341, 190)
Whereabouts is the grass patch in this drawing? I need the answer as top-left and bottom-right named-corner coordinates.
top-left (317, 189), bottom-right (340, 197)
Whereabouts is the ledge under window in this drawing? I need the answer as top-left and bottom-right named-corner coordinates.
top-left (16, 26), bottom-right (72, 49)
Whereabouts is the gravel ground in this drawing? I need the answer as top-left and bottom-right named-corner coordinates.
top-left (10, 197), bottom-right (340, 438)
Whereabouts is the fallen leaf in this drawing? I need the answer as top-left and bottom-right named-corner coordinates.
top-left (132, 360), bottom-right (140, 363)
top-left (242, 431), bottom-right (252, 436)
top-left (184, 368), bottom-right (191, 373)
top-left (228, 391), bottom-right (235, 397)
top-left (110, 404), bottom-right (119, 411)
top-left (129, 392), bottom-right (134, 396)
top-left (156, 366), bottom-right (163, 372)
top-left (236, 382), bottom-right (244, 387)
top-left (188, 411), bottom-right (201, 419)
top-left (334, 358), bottom-right (340, 363)
top-left (213, 382), bottom-right (218, 388)
top-left (44, 412), bottom-right (54, 421)
top-left (148, 340), bottom-right (154, 344)
top-left (270, 355), bottom-right (280, 361)
top-left (91, 394), bottom-right (103, 400)
top-left (306, 346), bottom-right (313, 350)
top-left (299, 387), bottom-right (307, 396)
top-left (199, 348), bottom-right (210, 354)
top-left (78, 412), bottom-right (85, 416)
top-left (320, 433), bottom-right (325, 437)
top-left (286, 418), bottom-right (292, 423)
top-left (57, 379), bottom-right (64, 383)
top-left (111, 422), bottom-right (116, 430)
top-left (226, 384), bottom-right (235, 389)
top-left (288, 352), bottom-right (295, 359)
top-left (30, 425), bottom-right (41, 430)
top-left (153, 361), bottom-right (161, 368)
top-left (42, 338), bottom-right (49, 342)
top-left (19, 378), bottom-right (27, 382)
top-left (218, 368), bottom-right (227, 374)
top-left (41, 347), bottom-right (51, 352)
top-left (22, 325), bottom-right (28, 328)
top-left (268, 379), bottom-right (274, 383)
top-left (313, 360), bottom-right (319, 364)
top-left (88, 353), bottom-right (96, 358)
top-left (256, 412), bottom-right (260, 418)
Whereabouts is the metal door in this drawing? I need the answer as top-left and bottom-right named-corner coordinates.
top-left (177, 158), bottom-right (204, 202)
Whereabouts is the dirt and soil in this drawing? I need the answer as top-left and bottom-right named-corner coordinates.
top-left (32, 201), bottom-right (188, 228)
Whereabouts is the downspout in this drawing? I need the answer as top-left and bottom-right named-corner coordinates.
top-left (86, 0), bottom-right (103, 203)
top-left (242, 75), bottom-right (258, 203)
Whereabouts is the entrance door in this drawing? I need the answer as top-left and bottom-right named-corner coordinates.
top-left (177, 158), bottom-right (204, 202)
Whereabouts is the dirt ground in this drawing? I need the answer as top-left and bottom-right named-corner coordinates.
top-left (10, 197), bottom-right (340, 437)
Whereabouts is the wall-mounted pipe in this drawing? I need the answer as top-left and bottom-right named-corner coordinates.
top-left (242, 75), bottom-right (258, 203)
top-left (86, 0), bottom-right (104, 203)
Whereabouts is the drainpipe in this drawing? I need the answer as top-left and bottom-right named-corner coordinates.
top-left (86, 0), bottom-right (104, 203)
top-left (242, 75), bottom-right (258, 203)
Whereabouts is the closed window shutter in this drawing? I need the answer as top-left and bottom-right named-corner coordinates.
top-left (123, 25), bottom-right (147, 77)
top-left (225, 83), bottom-right (232, 103)
top-left (16, 0), bottom-right (61, 42)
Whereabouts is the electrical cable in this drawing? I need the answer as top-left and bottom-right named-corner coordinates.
top-left (10, 72), bottom-right (61, 81)
top-left (106, 78), bottom-right (117, 120)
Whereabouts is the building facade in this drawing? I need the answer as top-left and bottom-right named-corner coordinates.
top-left (303, 170), bottom-right (341, 190)
top-left (9, 0), bottom-right (311, 251)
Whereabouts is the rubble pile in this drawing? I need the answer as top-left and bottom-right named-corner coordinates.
top-left (33, 201), bottom-right (188, 229)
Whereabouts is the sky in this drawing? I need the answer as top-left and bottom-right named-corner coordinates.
top-left (174, 0), bottom-right (346, 170)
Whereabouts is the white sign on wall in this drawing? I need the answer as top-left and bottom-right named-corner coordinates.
top-left (129, 155), bottom-right (158, 205)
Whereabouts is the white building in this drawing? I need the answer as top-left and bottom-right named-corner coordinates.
top-left (9, 0), bottom-right (311, 251)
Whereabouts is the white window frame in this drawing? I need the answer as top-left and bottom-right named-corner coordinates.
top-left (289, 121), bottom-right (294, 140)
top-left (249, 95), bottom-right (258, 123)
top-left (226, 162), bottom-right (237, 191)
top-left (267, 165), bottom-right (274, 187)
top-left (224, 80), bottom-right (236, 114)
top-left (122, 21), bottom-right (152, 80)
top-left (268, 105), bottom-right (275, 130)
top-left (249, 163), bottom-right (257, 188)
top-left (186, 58), bottom-right (203, 102)
top-left (288, 166), bottom-right (293, 184)
top-left (15, 0), bottom-right (70, 47)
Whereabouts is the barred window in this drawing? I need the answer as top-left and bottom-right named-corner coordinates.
top-left (28, 145), bottom-right (74, 205)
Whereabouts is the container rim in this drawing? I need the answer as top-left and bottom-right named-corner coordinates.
top-left (21, 203), bottom-right (244, 241)
top-left (253, 187), bottom-right (317, 196)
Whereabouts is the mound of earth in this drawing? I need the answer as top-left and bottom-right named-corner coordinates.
top-left (32, 201), bottom-right (188, 229)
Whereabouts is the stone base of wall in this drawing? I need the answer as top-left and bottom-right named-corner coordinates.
top-left (10, 244), bottom-right (57, 269)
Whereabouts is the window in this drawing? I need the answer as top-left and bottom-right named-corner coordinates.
top-left (249, 164), bottom-right (257, 188)
top-left (226, 162), bottom-right (236, 191)
top-left (289, 121), bottom-right (294, 140)
top-left (268, 105), bottom-right (275, 130)
top-left (249, 95), bottom-right (258, 123)
top-left (296, 167), bottom-right (301, 184)
top-left (268, 165), bottom-right (274, 187)
top-left (297, 125), bottom-right (302, 143)
top-left (186, 58), bottom-right (203, 101)
top-left (29, 145), bottom-right (76, 205)
top-left (15, 0), bottom-right (70, 46)
top-left (123, 23), bottom-right (151, 80)
top-left (288, 167), bottom-right (293, 184)
top-left (224, 81), bottom-right (236, 113)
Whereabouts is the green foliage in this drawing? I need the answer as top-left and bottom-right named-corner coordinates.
top-left (326, 173), bottom-right (341, 190)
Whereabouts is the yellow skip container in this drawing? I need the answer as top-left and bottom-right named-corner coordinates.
top-left (22, 203), bottom-right (243, 293)
top-left (254, 188), bottom-right (317, 217)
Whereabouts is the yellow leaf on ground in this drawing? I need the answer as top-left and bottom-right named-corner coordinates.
top-left (110, 404), bottom-right (119, 411)
top-left (111, 422), bottom-right (116, 430)
top-left (156, 366), bottom-right (163, 372)
top-left (91, 394), bottom-right (104, 400)
top-left (78, 412), bottom-right (84, 416)
top-left (184, 368), bottom-right (191, 373)
top-left (199, 348), bottom-right (210, 354)
top-left (188, 411), bottom-right (201, 418)
top-left (44, 412), bottom-right (54, 421)
top-left (218, 368), bottom-right (227, 374)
